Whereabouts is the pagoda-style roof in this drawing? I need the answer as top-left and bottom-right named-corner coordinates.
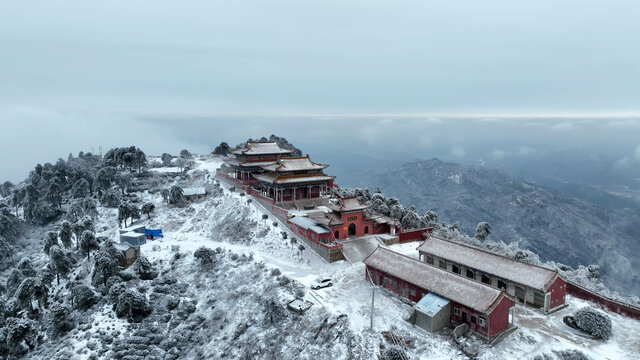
top-left (328, 196), bottom-right (370, 213)
top-left (253, 173), bottom-right (335, 185)
top-left (231, 142), bottom-right (294, 156)
top-left (363, 209), bottom-right (398, 225)
top-left (308, 211), bottom-right (344, 227)
top-left (260, 155), bottom-right (328, 172)
top-left (225, 158), bottom-right (278, 168)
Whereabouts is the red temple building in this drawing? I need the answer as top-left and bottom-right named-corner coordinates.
top-left (222, 141), bottom-right (294, 184)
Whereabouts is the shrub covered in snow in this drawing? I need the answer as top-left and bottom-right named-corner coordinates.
top-left (72, 284), bottom-right (97, 311)
top-left (134, 256), bottom-right (158, 280)
top-left (48, 304), bottom-right (75, 337)
top-left (553, 349), bottom-right (592, 360)
top-left (194, 246), bottom-right (216, 267)
top-left (573, 307), bottom-right (612, 340)
top-left (381, 345), bottom-right (408, 360)
top-left (116, 289), bottom-right (152, 322)
top-left (5, 317), bottom-right (39, 356)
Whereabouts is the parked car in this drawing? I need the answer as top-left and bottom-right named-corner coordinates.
top-left (311, 278), bottom-right (333, 290)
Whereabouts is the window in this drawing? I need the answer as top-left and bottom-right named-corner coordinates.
top-left (471, 315), bottom-right (476, 324)
top-left (384, 277), bottom-right (389, 284)
top-left (452, 265), bottom-right (460, 274)
top-left (347, 216), bottom-right (357, 221)
top-left (481, 275), bottom-right (491, 285)
top-left (410, 288), bottom-right (416, 296)
top-left (454, 307), bottom-right (460, 316)
top-left (498, 280), bottom-right (507, 290)
top-left (466, 269), bottom-right (474, 279)
top-left (479, 317), bottom-right (486, 327)
top-left (439, 260), bottom-right (446, 269)
top-left (426, 255), bottom-right (434, 265)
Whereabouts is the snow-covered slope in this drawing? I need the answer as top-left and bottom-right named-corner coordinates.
top-left (5, 156), bottom-right (639, 360)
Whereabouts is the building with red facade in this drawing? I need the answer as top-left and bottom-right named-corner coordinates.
top-left (417, 237), bottom-right (566, 313)
top-left (223, 141), bottom-right (294, 183)
top-left (364, 247), bottom-right (515, 339)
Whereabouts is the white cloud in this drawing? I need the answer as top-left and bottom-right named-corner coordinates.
top-left (551, 122), bottom-right (576, 131)
top-left (491, 149), bottom-right (508, 159)
top-left (517, 146), bottom-right (536, 155)
top-left (451, 145), bottom-right (466, 157)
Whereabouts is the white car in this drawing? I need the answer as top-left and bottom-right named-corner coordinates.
top-left (311, 278), bottom-right (333, 290)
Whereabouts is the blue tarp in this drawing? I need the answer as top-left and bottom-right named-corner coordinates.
top-left (145, 229), bottom-right (164, 239)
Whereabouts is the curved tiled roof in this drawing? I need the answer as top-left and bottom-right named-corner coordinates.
top-left (417, 237), bottom-right (559, 291)
top-left (364, 247), bottom-right (510, 314)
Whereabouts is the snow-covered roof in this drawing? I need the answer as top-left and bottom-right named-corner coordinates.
top-left (224, 158), bottom-right (277, 168)
top-left (183, 187), bottom-right (206, 196)
top-left (364, 247), bottom-right (509, 314)
top-left (259, 155), bottom-right (328, 172)
top-left (328, 196), bottom-right (370, 213)
top-left (417, 237), bottom-right (559, 292)
top-left (231, 142), bottom-right (294, 155)
top-left (252, 173), bottom-right (335, 185)
top-left (289, 216), bottom-right (331, 234)
top-left (415, 292), bottom-right (450, 317)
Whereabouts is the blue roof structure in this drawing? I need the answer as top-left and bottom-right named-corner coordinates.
top-left (415, 293), bottom-right (450, 317)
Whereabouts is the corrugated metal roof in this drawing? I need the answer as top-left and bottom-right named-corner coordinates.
top-left (415, 292), bottom-right (450, 317)
top-left (417, 237), bottom-right (558, 291)
top-left (364, 247), bottom-right (507, 313)
top-left (289, 216), bottom-right (331, 234)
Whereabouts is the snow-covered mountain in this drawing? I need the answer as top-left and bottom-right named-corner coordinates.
top-left (1, 154), bottom-right (639, 360)
top-left (349, 158), bottom-right (640, 297)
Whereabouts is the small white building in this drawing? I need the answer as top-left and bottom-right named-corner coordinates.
top-left (182, 187), bottom-right (207, 201)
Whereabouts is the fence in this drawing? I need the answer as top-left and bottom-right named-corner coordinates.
top-left (566, 281), bottom-right (640, 320)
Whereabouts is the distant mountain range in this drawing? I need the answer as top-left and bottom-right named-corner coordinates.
top-left (346, 158), bottom-right (640, 297)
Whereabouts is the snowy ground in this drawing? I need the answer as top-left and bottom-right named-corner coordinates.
top-left (67, 156), bottom-right (639, 360)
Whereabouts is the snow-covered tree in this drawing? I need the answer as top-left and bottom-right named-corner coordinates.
top-left (115, 289), bottom-right (151, 322)
top-left (161, 153), bottom-right (173, 166)
top-left (133, 256), bottom-right (158, 280)
top-left (475, 222), bottom-right (491, 241)
top-left (170, 185), bottom-right (184, 204)
top-left (141, 202), bottom-right (155, 219)
top-left (15, 277), bottom-right (36, 311)
top-left (381, 346), bottom-right (408, 360)
top-left (401, 210), bottom-right (422, 229)
top-left (194, 246), bottom-right (216, 267)
top-left (58, 220), bottom-right (73, 248)
top-left (573, 307), bottom-right (612, 340)
top-left (92, 242), bottom-right (123, 286)
top-left (180, 149), bottom-right (192, 159)
top-left (49, 245), bottom-right (72, 285)
top-left (80, 230), bottom-right (99, 260)
top-left (16, 257), bottom-right (37, 277)
top-left (423, 210), bottom-right (438, 227)
top-left (43, 231), bottom-right (59, 254)
top-left (71, 178), bottom-right (90, 199)
top-left (71, 284), bottom-right (96, 310)
top-left (0, 235), bottom-right (14, 265)
top-left (5, 317), bottom-right (39, 356)
top-left (49, 304), bottom-right (75, 337)
top-left (212, 142), bottom-right (231, 155)
top-left (161, 188), bottom-right (171, 204)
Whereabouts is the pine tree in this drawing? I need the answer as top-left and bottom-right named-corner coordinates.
top-left (49, 245), bottom-right (71, 285)
top-left (59, 220), bottom-right (73, 248)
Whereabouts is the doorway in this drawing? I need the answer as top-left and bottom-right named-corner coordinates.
top-left (348, 223), bottom-right (356, 236)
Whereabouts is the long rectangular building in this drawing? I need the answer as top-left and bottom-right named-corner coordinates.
top-left (364, 246), bottom-right (515, 338)
top-left (417, 237), bottom-right (566, 312)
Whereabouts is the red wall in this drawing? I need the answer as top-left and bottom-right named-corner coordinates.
top-left (567, 281), bottom-right (640, 320)
top-left (250, 188), bottom-right (275, 205)
top-left (488, 297), bottom-right (515, 336)
top-left (331, 210), bottom-right (374, 239)
top-left (367, 265), bottom-right (513, 337)
top-left (288, 221), bottom-right (341, 249)
top-left (398, 227), bottom-right (433, 243)
top-left (548, 276), bottom-right (567, 310)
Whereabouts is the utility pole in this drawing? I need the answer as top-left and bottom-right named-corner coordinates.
top-left (366, 268), bottom-right (376, 331)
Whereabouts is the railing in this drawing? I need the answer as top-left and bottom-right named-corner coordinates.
top-left (215, 171), bottom-right (258, 186)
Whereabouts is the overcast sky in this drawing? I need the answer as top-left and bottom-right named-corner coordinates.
top-left (1, 1), bottom-right (639, 182)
